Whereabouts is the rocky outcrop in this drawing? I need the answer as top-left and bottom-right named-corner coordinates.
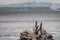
top-left (19, 21), bottom-right (54, 40)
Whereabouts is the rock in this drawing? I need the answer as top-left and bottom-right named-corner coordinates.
top-left (20, 21), bottom-right (54, 40)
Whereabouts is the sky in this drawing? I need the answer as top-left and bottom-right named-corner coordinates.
top-left (0, 0), bottom-right (60, 4)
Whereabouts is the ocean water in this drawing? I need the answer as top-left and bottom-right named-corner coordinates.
top-left (0, 22), bottom-right (60, 40)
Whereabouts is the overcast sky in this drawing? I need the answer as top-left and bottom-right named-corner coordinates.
top-left (0, 0), bottom-right (60, 4)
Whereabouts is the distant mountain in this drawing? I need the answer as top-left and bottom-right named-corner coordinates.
top-left (50, 4), bottom-right (60, 11)
top-left (0, 2), bottom-right (52, 7)
top-left (0, 2), bottom-right (60, 11)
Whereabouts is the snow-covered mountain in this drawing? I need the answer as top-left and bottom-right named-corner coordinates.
top-left (0, 2), bottom-right (60, 11)
top-left (0, 2), bottom-right (52, 7)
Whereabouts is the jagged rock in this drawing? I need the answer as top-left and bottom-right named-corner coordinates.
top-left (19, 21), bottom-right (54, 40)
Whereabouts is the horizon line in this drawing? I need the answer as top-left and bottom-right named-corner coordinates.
top-left (0, 20), bottom-right (60, 23)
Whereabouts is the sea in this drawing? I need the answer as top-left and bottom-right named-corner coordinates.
top-left (0, 13), bottom-right (60, 40)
